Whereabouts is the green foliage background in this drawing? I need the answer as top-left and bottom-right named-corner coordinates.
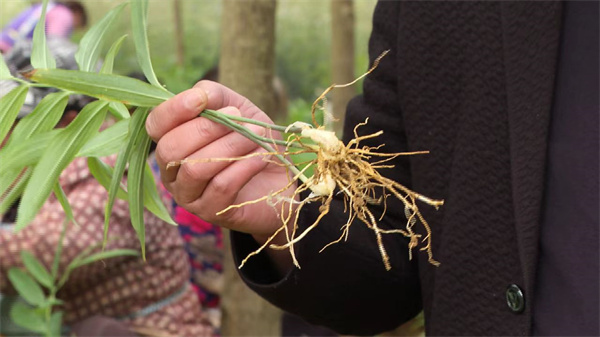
top-left (1, 0), bottom-right (376, 104)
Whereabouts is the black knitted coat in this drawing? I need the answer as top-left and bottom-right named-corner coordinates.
top-left (232, 2), bottom-right (562, 336)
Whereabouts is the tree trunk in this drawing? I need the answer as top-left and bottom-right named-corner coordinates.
top-left (330, 0), bottom-right (355, 136)
top-left (218, 1), bottom-right (281, 336)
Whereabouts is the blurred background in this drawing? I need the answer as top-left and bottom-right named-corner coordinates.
top-left (1, 0), bottom-right (376, 125)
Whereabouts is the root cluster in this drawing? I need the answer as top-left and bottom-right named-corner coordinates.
top-left (171, 50), bottom-right (443, 270)
top-left (174, 118), bottom-right (443, 271)
top-left (238, 120), bottom-right (442, 271)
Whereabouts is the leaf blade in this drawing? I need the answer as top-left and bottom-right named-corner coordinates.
top-left (7, 268), bottom-right (46, 306)
top-left (53, 182), bottom-right (78, 227)
top-left (131, 0), bottom-right (164, 89)
top-left (128, 127), bottom-right (152, 259)
top-left (20, 251), bottom-right (53, 289)
top-left (25, 69), bottom-right (172, 107)
top-left (8, 91), bottom-right (69, 145)
top-left (30, 0), bottom-right (56, 69)
top-left (143, 163), bottom-right (175, 225)
top-left (103, 107), bottom-right (149, 245)
top-left (77, 118), bottom-right (130, 158)
top-left (100, 35), bottom-right (128, 75)
top-left (16, 101), bottom-right (108, 231)
top-left (68, 249), bottom-right (139, 270)
top-left (75, 2), bottom-right (128, 72)
top-left (0, 52), bottom-right (11, 79)
top-left (87, 157), bottom-right (128, 200)
top-left (9, 301), bottom-right (47, 333)
top-left (0, 85), bottom-right (29, 142)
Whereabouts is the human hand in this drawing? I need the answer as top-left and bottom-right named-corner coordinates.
top-left (146, 81), bottom-right (297, 241)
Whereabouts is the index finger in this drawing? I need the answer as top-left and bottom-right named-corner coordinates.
top-left (194, 80), bottom-right (266, 121)
top-left (146, 87), bottom-right (208, 141)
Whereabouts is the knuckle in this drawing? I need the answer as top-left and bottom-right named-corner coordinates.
top-left (179, 161), bottom-right (206, 182)
top-left (193, 117), bottom-right (216, 138)
top-left (208, 174), bottom-right (234, 196)
top-left (155, 139), bottom-right (177, 164)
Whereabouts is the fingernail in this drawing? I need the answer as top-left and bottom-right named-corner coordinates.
top-left (184, 89), bottom-right (205, 111)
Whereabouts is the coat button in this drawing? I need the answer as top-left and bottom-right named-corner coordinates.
top-left (506, 284), bottom-right (525, 313)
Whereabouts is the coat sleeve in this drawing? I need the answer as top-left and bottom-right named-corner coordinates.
top-left (232, 2), bottom-right (422, 335)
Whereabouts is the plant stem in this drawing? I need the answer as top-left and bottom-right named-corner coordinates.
top-left (202, 109), bottom-right (305, 133)
top-left (201, 112), bottom-right (310, 184)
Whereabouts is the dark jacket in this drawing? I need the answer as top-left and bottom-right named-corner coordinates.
top-left (232, 2), bottom-right (562, 336)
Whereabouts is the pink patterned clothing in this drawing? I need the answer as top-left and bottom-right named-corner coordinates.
top-left (0, 157), bottom-right (216, 336)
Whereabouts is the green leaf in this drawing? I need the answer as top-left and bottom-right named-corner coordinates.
top-left (0, 130), bottom-right (58, 175)
top-left (131, 0), bottom-right (165, 90)
top-left (8, 91), bottom-right (69, 145)
top-left (103, 107), bottom-right (149, 246)
top-left (143, 163), bottom-right (176, 225)
top-left (75, 2), bottom-right (128, 72)
top-left (0, 85), bottom-right (29, 143)
top-left (25, 68), bottom-right (173, 107)
top-left (87, 157), bottom-right (128, 200)
top-left (52, 219), bottom-right (69, 280)
top-left (128, 126), bottom-right (152, 259)
top-left (0, 52), bottom-right (11, 79)
top-left (100, 35), bottom-right (128, 75)
top-left (68, 249), bottom-right (139, 270)
top-left (108, 101), bottom-right (131, 120)
top-left (20, 251), bottom-right (53, 290)
top-left (7, 268), bottom-right (46, 306)
top-left (87, 157), bottom-right (175, 225)
top-left (16, 101), bottom-right (108, 231)
top-left (77, 118), bottom-right (130, 158)
top-left (53, 183), bottom-right (78, 227)
top-left (9, 301), bottom-right (47, 333)
top-left (0, 168), bottom-right (31, 216)
top-left (31, 0), bottom-right (56, 69)
top-left (48, 311), bottom-right (64, 337)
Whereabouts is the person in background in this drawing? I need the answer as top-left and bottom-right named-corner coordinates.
top-left (146, 1), bottom-right (598, 336)
top-left (0, 40), bottom-right (215, 337)
top-left (0, 1), bottom-right (87, 53)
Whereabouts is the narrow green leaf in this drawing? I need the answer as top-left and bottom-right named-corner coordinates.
top-left (0, 130), bottom-right (58, 174)
top-left (131, 0), bottom-right (166, 90)
top-left (0, 85), bottom-right (29, 142)
top-left (53, 183), bottom-right (78, 227)
top-left (75, 2), bottom-right (128, 72)
top-left (31, 0), bottom-right (56, 69)
top-left (0, 52), bottom-right (11, 79)
top-left (25, 68), bottom-right (173, 107)
top-left (0, 169), bottom-right (31, 216)
top-left (87, 157), bottom-right (128, 200)
top-left (48, 311), bottom-right (64, 337)
top-left (104, 107), bottom-right (149, 245)
top-left (69, 249), bottom-right (139, 271)
top-left (128, 127), bottom-right (152, 259)
top-left (9, 301), bottom-right (47, 333)
top-left (108, 101), bottom-right (131, 120)
top-left (52, 219), bottom-right (69, 280)
top-left (20, 251), bottom-right (53, 290)
top-left (16, 101), bottom-right (108, 231)
top-left (8, 91), bottom-right (69, 145)
top-left (88, 157), bottom-right (174, 224)
top-left (100, 35), bottom-right (128, 75)
top-left (77, 118), bottom-right (130, 158)
top-left (143, 163), bottom-right (176, 225)
top-left (7, 268), bottom-right (46, 306)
